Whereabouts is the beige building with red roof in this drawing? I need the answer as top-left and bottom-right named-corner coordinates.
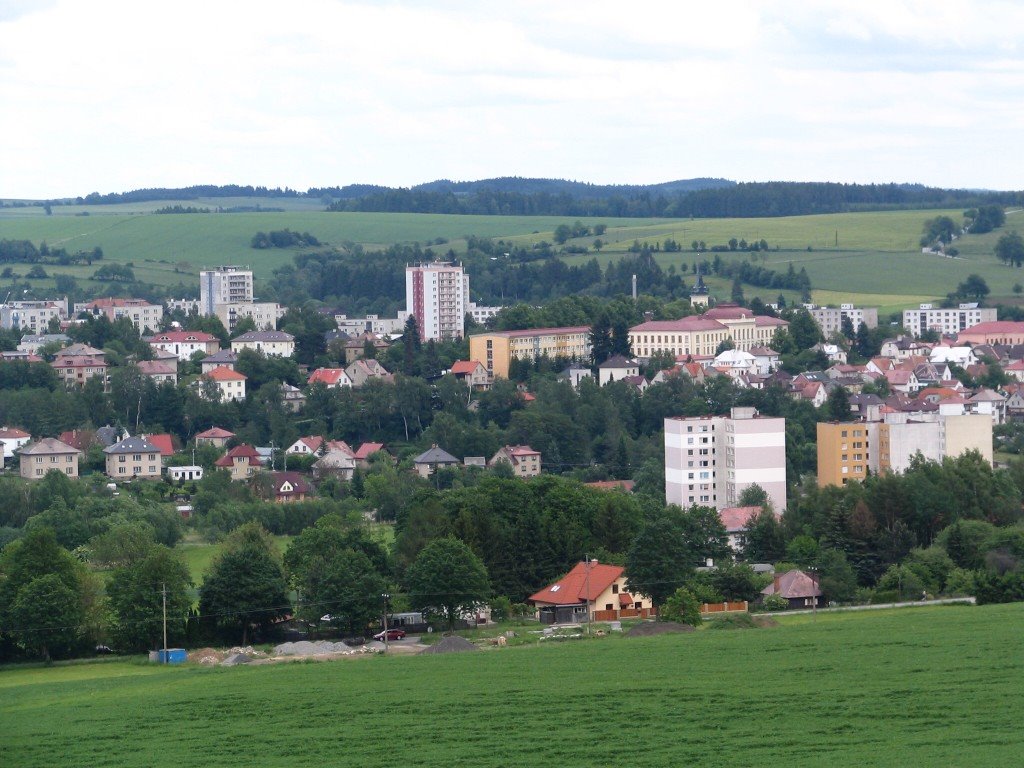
top-left (203, 366), bottom-right (247, 401)
top-left (528, 561), bottom-right (653, 624)
top-left (137, 360), bottom-right (177, 385)
top-left (194, 427), bottom-right (234, 448)
top-left (489, 445), bottom-right (541, 477)
top-left (215, 444), bottom-right (262, 481)
top-left (450, 360), bottom-right (491, 390)
top-left (469, 326), bottom-right (592, 380)
top-left (630, 304), bottom-right (788, 359)
top-left (147, 330), bottom-right (220, 360)
top-left (307, 367), bottom-right (352, 388)
top-left (957, 321), bottom-right (1024, 346)
top-left (19, 438), bottom-right (81, 480)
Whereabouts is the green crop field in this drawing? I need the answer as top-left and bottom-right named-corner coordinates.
top-left (2, 203), bottom-right (1023, 310)
top-left (1, 604), bottom-right (1021, 767)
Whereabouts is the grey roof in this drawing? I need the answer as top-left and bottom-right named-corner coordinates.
top-left (202, 349), bottom-right (238, 363)
top-left (95, 425), bottom-right (120, 446)
top-left (104, 436), bottom-right (160, 454)
top-left (598, 355), bottom-right (637, 369)
top-left (20, 438), bottom-right (79, 455)
top-left (414, 445), bottom-right (459, 465)
top-left (232, 330), bottom-right (294, 342)
top-left (21, 333), bottom-right (70, 345)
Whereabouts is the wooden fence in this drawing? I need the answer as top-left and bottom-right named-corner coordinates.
top-left (700, 601), bottom-right (749, 614)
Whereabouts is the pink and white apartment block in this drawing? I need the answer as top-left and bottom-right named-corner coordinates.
top-left (405, 262), bottom-right (468, 341)
top-left (664, 407), bottom-right (786, 513)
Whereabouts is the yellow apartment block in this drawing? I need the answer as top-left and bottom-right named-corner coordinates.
top-left (817, 422), bottom-right (877, 487)
top-left (469, 326), bottom-right (591, 379)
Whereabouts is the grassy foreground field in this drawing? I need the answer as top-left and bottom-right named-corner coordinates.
top-left (2, 604), bottom-right (1021, 767)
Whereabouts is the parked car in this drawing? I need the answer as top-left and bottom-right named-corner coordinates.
top-left (373, 629), bottom-right (406, 641)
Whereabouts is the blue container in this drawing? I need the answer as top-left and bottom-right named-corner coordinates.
top-left (157, 648), bottom-right (188, 664)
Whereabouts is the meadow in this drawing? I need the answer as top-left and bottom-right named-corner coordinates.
top-left (1, 203), bottom-right (1023, 312)
top-left (1, 603), bottom-right (1021, 767)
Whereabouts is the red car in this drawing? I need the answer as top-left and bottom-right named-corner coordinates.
top-left (373, 629), bottom-right (406, 641)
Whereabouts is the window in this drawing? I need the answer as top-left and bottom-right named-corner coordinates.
top-left (612, 584), bottom-right (619, 594)
top-left (605, 604), bottom-right (613, 611)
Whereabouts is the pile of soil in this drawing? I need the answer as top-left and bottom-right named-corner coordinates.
top-left (190, 647), bottom-right (224, 665)
top-left (753, 616), bottom-right (779, 628)
top-left (626, 621), bottom-right (696, 637)
top-left (418, 635), bottom-right (479, 654)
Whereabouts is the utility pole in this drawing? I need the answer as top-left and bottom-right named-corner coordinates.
top-left (584, 556), bottom-right (595, 636)
top-left (162, 582), bottom-right (168, 663)
top-left (381, 592), bottom-right (390, 653)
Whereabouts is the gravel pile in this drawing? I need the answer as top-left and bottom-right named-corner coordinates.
top-left (273, 640), bottom-right (353, 656)
top-left (418, 635), bottom-right (479, 654)
top-left (221, 653), bottom-right (252, 666)
top-left (626, 621), bottom-right (695, 637)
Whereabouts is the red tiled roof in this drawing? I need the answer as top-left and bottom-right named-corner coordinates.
top-left (618, 593), bottom-right (633, 607)
top-left (450, 360), bottom-right (484, 375)
top-left (762, 570), bottom-right (823, 599)
top-left (354, 442), bottom-right (385, 460)
top-left (214, 444), bottom-right (261, 466)
top-left (195, 427), bottom-right (235, 439)
top-left (631, 317), bottom-right (727, 332)
top-left (719, 506), bottom-right (762, 532)
top-left (528, 562), bottom-right (625, 605)
top-left (137, 360), bottom-right (176, 375)
top-left (0, 427), bottom-right (31, 439)
top-left (308, 368), bottom-right (349, 385)
top-left (148, 331), bottom-right (218, 343)
top-left (206, 366), bottom-right (246, 381)
top-left (961, 321), bottom-right (1024, 334)
top-left (481, 325), bottom-right (590, 339)
top-left (144, 434), bottom-right (175, 456)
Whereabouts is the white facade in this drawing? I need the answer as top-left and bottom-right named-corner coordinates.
top-left (665, 407), bottom-right (786, 513)
top-left (200, 266), bottom-right (254, 316)
top-left (467, 302), bottom-right (502, 325)
top-left (214, 301), bottom-right (285, 333)
top-left (902, 303), bottom-right (996, 337)
top-left (334, 314), bottom-right (407, 336)
top-left (405, 262), bottom-right (467, 340)
top-left (0, 300), bottom-right (66, 332)
top-left (73, 299), bottom-right (163, 333)
top-left (807, 304), bottom-right (878, 335)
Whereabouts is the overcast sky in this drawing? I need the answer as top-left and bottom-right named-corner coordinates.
top-left (2, 0), bottom-right (1023, 198)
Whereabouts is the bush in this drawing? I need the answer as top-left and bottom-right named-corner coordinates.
top-left (706, 613), bottom-right (756, 630)
top-left (761, 594), bottom-right (788, 611)
top-left (943, 568), bottom-right (977, 597)
top-left (489, 596), bottom-right (513, 622)
top-left (662, 587), bottom-right (702, 626)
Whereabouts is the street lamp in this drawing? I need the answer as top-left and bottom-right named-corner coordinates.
top-left (381, 593), bottom-right (390, 652)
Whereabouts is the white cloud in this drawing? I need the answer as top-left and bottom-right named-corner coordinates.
top-left (0, 0), bottom-right (1022, 196)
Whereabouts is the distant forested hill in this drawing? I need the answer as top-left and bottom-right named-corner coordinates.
top-left (61, 177), bottom-right (1024, 219)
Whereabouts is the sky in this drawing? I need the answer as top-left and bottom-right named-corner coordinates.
top-left (2, 0), bottom-right (1023, 198)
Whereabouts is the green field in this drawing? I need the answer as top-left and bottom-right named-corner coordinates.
top-left (2, 203), bottom-right (1023, 311)
top-left (1, 604), bottom-right (1021, 767)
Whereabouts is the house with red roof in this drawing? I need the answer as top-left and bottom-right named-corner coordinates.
top-left (529, 561), bottom-right (654, 624)
top-left (286, 436), bottom-right (354, 457)
top-left (345, 358), bottom-right (391, 387)
top-left (489, 444), bottom-right (541, 477)
top-left (267, 471), bottom-right (314, 503)
top-left (141, 433), bottom-right (176, 462)
top-left (449, 360), bottom-right (491, 390)
top-left (353, 442), bottom-right (388, 467)
top-left (137, 359), bottom-right (177, 385)
top-left (214, 444), bottom-right (262, 481)
top-left (0, 426), bottom-right (32, 462)
top-left (202, 366), bottom-right (247, 401)
top-left (194, 427), bottom-right (235, 448)
top-left (761, 569), bottom-right (823, 609)
top-left (307, 367), bottom-right (353, 388)
top-left (718, 506), bottom-right (763, 552)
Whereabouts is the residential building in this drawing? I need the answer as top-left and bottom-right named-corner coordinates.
top-left (141, 433), bottom-right (176, 463)
top-left (202, 366), bottom-right (247, 401)
top-left (413, 445), bottom-right (460, 477)
top-left (468, 326), bottom-right (592, 380)
top-left (0, 300), bottom-right (66, 333)
top-left (147, 331), bottom-right (220, 360)
top-left (598, 355), bottom-right (640, 385)
top-left (166, 298), bottom-right (201, 315)
top-left (341, 332), bottom-right (390, 364)
top-left (214, 444), bottom-right (261, 481)
top-left (268, 471), bottom-right (314, 503)
top-left (904, 303), bottom-right (997, 337)
top-left (19, 438), bottom-right (81, 479)
top-left (353, 442), bottom-right (388, 467)
top-left (807, 304), bottom-right (879, 335)
top-left (17, 334), bottom-right (70, 354)
top-left (957, 321), bottom-right (1024, 346)
top-left (51, 347), bottom-right (108, 387)
top-left (345, 358), bottom-right (390, 387)
top-left (878, 412), bottom-right (992, 474)
top-left (719, 506), bottom-right (763, 552)
top-left (0, 426), bottom-right (32, 461)
top-left (665, 407), bottom-right (787, 513)
top-left (307, 367), bottom-right (352, 388)
top-left (167, 465), bottom-right (204, 482)
top-left (467, 301), bottom-right (502, 326)
top-left (761, 570), bottom-right (822, 609)
top-left (200, 266), bottom-right (254, 315)
top-left (213, 301), bottom-right (285, 334)
top-left (816, 422), bottom-right (880, 487)
top-left (230, 330), bottom-right (295, 358)
top-left (74, 297), bottom-right (163, 333)
top-left (200, 349), bottom-right (239, 373)
top-left (194, 427), bottom-right (235, 448)
top-left (629, 305), bottom-right (788, 359)
top-left (528, 561), bottom-right (654, 624)
top-left (334, 313), bottom-right (407, 336)
top-left (405, 262), bottom-right (467, 340)
top-left (136, 360), bottom-right (177, 385)
top-left (312, 450), bottom-right (357, 481)
top-left (450, 360), bottom-right (491, 390)
top-left (103, 436), bottom-right (162, 480)
top-left (489, 445), bottom-right (541, 477)
top-left (281, 382), bottom-right (306, 412)
top-left (286, 436), bottom-right (354, 456)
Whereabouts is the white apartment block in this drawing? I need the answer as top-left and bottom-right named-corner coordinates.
top-left (807, 303), bottom-right (878, 336)
top-left (406, 262), bottom-right (467, 340)
top-left (214, 301), bottom-right (285, 333)
top-left (74, 298), bottom-right (163, 333)
top-left (902, 303), bottom-right (996, 338)
top-left (665, 407), bottom-right (787, 513)
top-left (335, 314), bottom-right (407, 336)
top-left (0, 300), bottom-right (67, 333)
top-left (878, 411), bottom-right (992, 474)
top-left (200, 266), bottom-right (254, 316)
top-left (468, 302), bottom-right (502, 326)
